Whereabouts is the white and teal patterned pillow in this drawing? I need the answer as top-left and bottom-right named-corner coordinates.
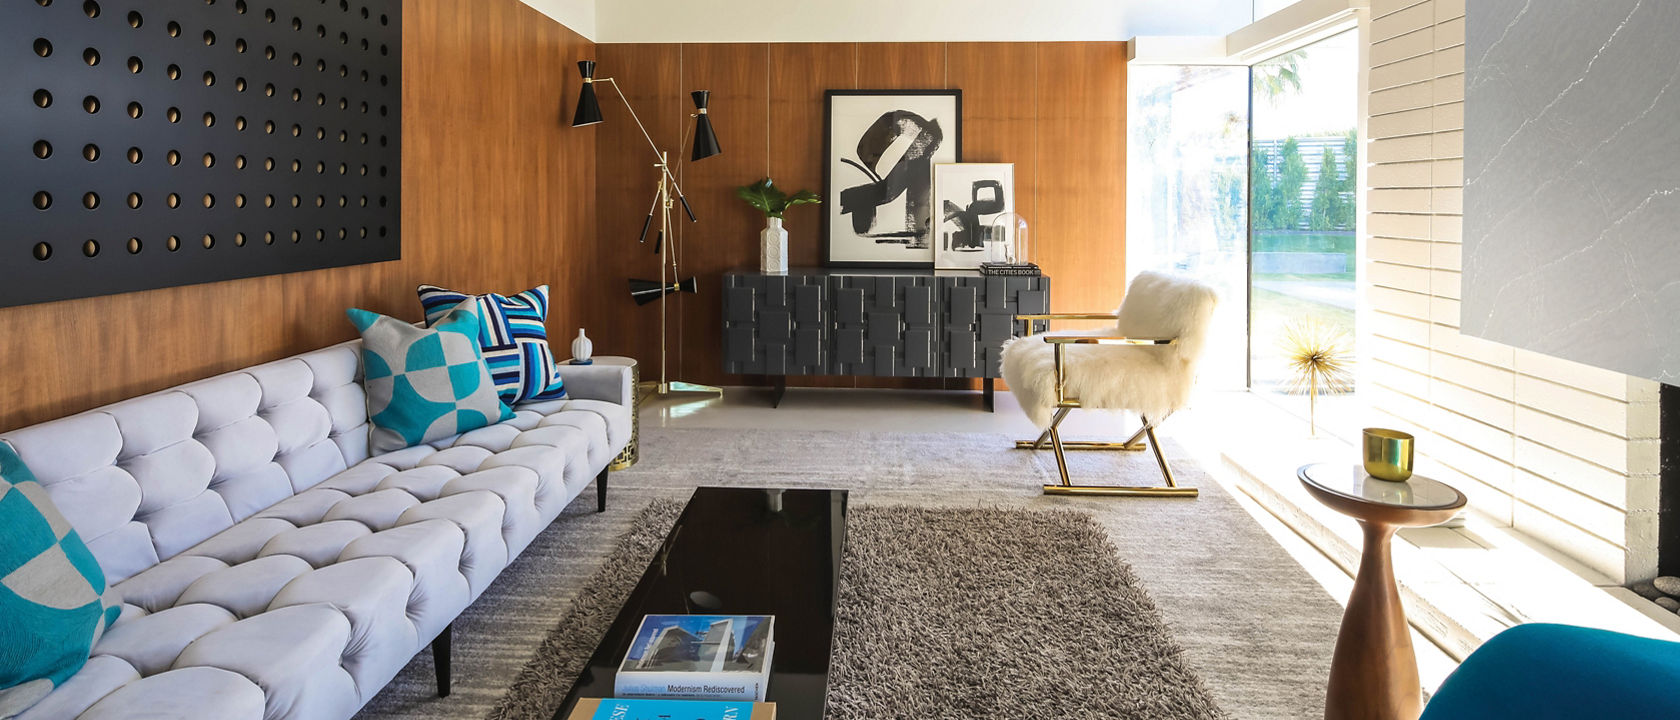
top-left (417, 284), bottom-right (567, 404)
top-left (0, 443), bottom-right (123, 718)
top-left (348, 304), bottom-right (515, 454)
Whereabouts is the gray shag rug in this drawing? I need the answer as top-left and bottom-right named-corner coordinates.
top-left (355, 428), bottom-right (1340, 720)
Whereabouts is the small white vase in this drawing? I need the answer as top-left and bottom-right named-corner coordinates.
top-left (571, 329), bottom-right (593, 363)
top-left (760, 217), bottom-right (789, 273)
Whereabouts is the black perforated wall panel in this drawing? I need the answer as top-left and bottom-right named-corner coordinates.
top-left (2, 0), bottom-right (402, 308)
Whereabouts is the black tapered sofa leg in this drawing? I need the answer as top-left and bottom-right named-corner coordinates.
top-left (432, 624), bottom-right (452, 697)
top-left (596, 466), bottom-right (610, 513)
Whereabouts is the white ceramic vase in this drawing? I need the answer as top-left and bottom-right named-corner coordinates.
top-left (760, 217), bottom-right (788, 273)
top-left (571, 328), bottom-right (593, 363)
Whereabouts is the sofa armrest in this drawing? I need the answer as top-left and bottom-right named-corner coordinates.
top-left (556, 363), bottom-right (634, 407)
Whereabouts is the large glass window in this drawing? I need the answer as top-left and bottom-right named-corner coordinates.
top-left (1126, 66), bottom-right (1250, 389)
top-left (1248, 30), bottom-right (1359, 408)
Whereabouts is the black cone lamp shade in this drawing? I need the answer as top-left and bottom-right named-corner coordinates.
top-left (571, 60), bottom-right (603, 127)
top-left (690, 90), bottom-right (721, 162)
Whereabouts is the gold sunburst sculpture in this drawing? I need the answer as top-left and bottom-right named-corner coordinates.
top-left (1279, 319), bottom-right (1355, 436)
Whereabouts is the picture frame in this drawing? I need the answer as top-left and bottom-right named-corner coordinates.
top-left (822, 89), bottom-right (962, 268)
top-left (933, 163), bottom-right (1015, 270)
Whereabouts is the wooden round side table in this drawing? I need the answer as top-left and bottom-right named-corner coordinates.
top-left (1298, 463), bottom-right (1466, 720)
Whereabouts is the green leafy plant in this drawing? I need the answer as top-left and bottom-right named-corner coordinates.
top-left (736, 178), bottom-right (821, 219)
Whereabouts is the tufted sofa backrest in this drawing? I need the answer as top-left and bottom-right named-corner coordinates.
top-left (0, 342), bottom-right (369, 584)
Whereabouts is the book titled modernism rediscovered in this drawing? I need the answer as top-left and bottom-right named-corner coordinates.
top-left (614, 615), bottom-right (775, 702)
top-left (565, 698), bottom-right (777, 720)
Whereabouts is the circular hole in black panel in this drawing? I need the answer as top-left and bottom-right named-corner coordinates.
top-left (234, 154), bottom-right (246, 168)
top-left (263, 157), bottom-right (274, 170)
top-left (33, 191), bottom-right (52, 210)
top-left (33, 89), bottom-right (52, 108)
top-left (338, 0), bottom-right (347, 11)
top-left (126, 101), bottom-right (141, 118)
top-left (315, 228), bottom-right (325, 241)
top-left (380, 13), bottom-right (387, 25)
top-left (264, 194), bottom-right (274, 207)
top-left (358, 227), bottom-right (366, 238)
top-left (127, 237), bottom-right (141, 254)
top-left (203, 72), bottom-right (214, 87)
top-left (167, 235), bottom-right (180, 251)
top-left (126, 192), bottom-right (140, 208)
top-left (202, 112), bottom-right (214, 127)
top-left (359, 70), bottom-right (368, 82)
top-left (83, 1), bottom-right (99, 18)
top-left (315, 24), bottom-right (325, 38)
top-left (358, 165), bottom-right (366, 175)
top-left (82, 239), bottom-right (99, 257)
top-left (379, 75), bottom-right (388, 87)
top-left (314, 195), bottom-right (324, 207)
top-left (202, 152), bottom-right (214, 167)
top-left (290, 124), bottom-right (301, 137)
top-left (315, 93), bottom-right (325, 106)
top-left (379, 44), bottom-right (387, 56)
top-left (236, 0), bottom-right (246, 13)
top-left (82, 143), bottom-right (98, 161)
top-left (290, 195), bottom-right (300, 208)
top-left (235, 77), bottom-right (246, 91)
top-left (291, 17), bottom-right (301, 31)
top-left (235, 116), bottom-right (246, 131)
top-left (315, 59), bottom-right (325, 72)
top-left (337, 163), bottom-right (346, 174)
top-left (167, 64), bottom-right (180, 80)
top-left (203, 30), bottom-right (215, 46)
top-left (167, 150), bottom-right (180, 165)
top-left (359, 102), bottom-right (367, 114)
top-left (378, 166), bottom-right (387, 177)
top-left (33, 140), bottom-right (52, 159)
top-left (314, 127), bottom-right (324, 140)
top-left (361, 7), bottom-right (368, 18)
top-left (359, 38), bottom-right (368, 50)
top-left (264, 8), bottom-right (274, 22)
top-left (337, 99), bottom-right (347, 111)
top-left (290, 230), bottom-right (300, 242)
top-left (126, 147), bottom-right (141, 163)
top-left (202, 194), bottom-right (213, 208)
top-left (166, 107), bottom-right (179, 123)
top-left (378, 195), bottom-right (387, 207)
top-left (36, 0), bottom-right (50, 7)
top-left (202, 234), bottom-right (214, 249)
top-left (264, 120), bottom-right (274, 134)
top-left (34, 38), bottom-right (52, 57)
top-left (264, 46), bottom-right (275, 60)
top-left (33, 242), bottom-right (52, 261)
top-left (126, 10), bottom-right (140, 27)
top-left (82, 95), bottom-right (99, 113)
top-left (235, 38), bottom-right (246, 53)
top-left (359, 133), bottom-right (367, 143)
top-left (234, 193), bottom-right (246, 207)
top-left (337, 65), bottom-right (347, 77)
top-left (338, 32), bottom-right (347, 45)
top-left (358, 195), bottom-right (366, 206)
top-left (379, 105), bottom-right (388, 117)
top-left (378, 226), bottom-right (387, 237)
top-left (127, 56), bottom-right (141, 73)
top-left (337, 131), bottom-right (346, 143)
top-left (315, 161), bottom-right (324, 173)
top-left (263, 231), bottom-right (274, 244)
top-left (289, 159), bottom-right (299, 172)
top-left (166, 21), bottom-right (180, 38)
top-left (83, 47), bottom-right (99, 65)
top-left (290, 88), bottom-right (301, 101)
top-left (336, 196), bottom-right (345, 207)
top-left (379, 135), bottom-right (387, 146)
top-left (166, 193), bottom-right (180, 208)
top-left (234, 232), bottom-right (246, 247)
top-left (290, 53), bottom-right (301, 66)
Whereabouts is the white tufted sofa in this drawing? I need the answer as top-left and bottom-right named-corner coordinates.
top-left (0, 340), bottom-right (633, 720)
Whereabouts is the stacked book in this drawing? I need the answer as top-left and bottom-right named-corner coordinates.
top-left (565, 699), bottom-right (776, 720)
top-left (613, 614), bottom-right (776, 702)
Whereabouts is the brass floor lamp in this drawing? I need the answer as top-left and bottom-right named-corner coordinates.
top-left (571, 60), bottom-right (723, 402)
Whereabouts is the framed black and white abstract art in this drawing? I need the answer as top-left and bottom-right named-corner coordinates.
top-left (933, 163), bottom-right (1015, 270)
top-left (822, 90), bottom-right (961, 268)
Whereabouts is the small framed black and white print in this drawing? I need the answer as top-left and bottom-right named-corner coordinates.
top-left (934, 163), bottom-right (1015, 270)
top-left (822, 89), bottom-right (961, 268)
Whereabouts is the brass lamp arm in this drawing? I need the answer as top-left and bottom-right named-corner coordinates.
top-left (595, 77), bottom-right (690, 199)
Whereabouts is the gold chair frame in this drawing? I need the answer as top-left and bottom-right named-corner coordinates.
top-left (1012, 314), bottom-right (1198, 498)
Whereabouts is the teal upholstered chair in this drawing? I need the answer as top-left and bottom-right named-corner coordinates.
top-left (1421, 623), bottom-right (1680, 719)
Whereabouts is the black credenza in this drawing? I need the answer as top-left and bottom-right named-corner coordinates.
top-left (722, 269), bottom-right (1050, 408)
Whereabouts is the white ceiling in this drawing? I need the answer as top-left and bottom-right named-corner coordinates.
top-left (519, 0), bottom-right (1257, 43)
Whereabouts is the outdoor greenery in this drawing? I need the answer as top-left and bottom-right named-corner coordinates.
top-left (1248, 131), bottom-right (1356, 232)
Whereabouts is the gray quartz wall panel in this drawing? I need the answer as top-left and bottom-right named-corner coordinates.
top-left (1463, 0), bottom-right (1680, 383)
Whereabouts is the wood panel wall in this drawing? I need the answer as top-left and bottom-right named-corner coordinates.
top-left (0, 0), bottom-right (596, 432)
top-left (585, 42), bottom-right (1128, 390)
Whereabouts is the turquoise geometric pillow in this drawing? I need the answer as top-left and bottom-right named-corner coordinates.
top-left (347, 304), bottom-right (515, 454)
top-left (417, 284), bottom-right (567, 404)
top-left (0, 443), bottom-right (122, 718)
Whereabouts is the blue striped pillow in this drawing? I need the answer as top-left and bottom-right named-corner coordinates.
top-left (418, 284), bottom-right (567, 404)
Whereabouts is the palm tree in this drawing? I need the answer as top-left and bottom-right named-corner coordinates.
top-left (1253, 50), bottom-right (1306, 105)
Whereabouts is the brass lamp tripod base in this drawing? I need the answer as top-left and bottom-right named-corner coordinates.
top-left (1015, 406), bottom-right (1199, 497)
top-left (640, 380), bottom-right (723, 398)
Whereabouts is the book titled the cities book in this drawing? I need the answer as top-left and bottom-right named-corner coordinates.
top-left (614, 615), bottom-right (775, 702)
top-left (565, 698), bottom-right (777, 720)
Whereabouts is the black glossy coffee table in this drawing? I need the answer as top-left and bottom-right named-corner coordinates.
top-left (553, 487), bottom-right (849, 720)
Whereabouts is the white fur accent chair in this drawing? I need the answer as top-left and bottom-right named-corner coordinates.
top-left (1001, 270), bottom-right (1219, 496)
